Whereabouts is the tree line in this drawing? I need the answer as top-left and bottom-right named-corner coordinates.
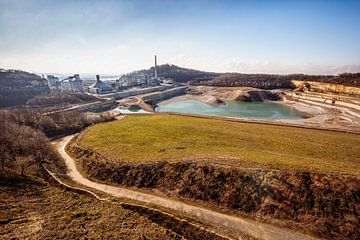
top-left (189, 73), bottom-right (360, 89)
top-left (0, 109), bottom-right (115, 177)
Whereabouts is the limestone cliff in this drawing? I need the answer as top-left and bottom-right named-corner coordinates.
top-left (291, 80), bottom-right (360, 96)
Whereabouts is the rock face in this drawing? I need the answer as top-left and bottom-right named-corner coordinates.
top-left (193, 86), bottom-right (282, 102)
top-left (69, 142), bottom-right (360, 240)
top-left (291, 80), bottom-right (360, 96)
top-left (234, 90), bottom-right (281, 102)
top-left (0, 69), bottom-right (49, 108)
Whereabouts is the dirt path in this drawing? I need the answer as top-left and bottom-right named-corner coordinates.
top-left (56, 135), bottom-right (315, 240)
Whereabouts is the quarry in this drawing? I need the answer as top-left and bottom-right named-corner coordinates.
top-left (2, 1), bottom-right (360, 239)
top-left (1, 64), bottom-right (360, 240)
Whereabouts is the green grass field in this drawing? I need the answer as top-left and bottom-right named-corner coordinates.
top-left (79, 114), bottom-right (360, 175)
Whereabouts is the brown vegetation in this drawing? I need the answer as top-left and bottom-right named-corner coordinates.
top-left (27, 92), bottom-right (101, 107)
top-left (0, 109), bottom-right (114, 138)
top-left (0, 69), bottom-right (49, 107)
top-left (189, 72), bottom-right (360, 89)
top-left (0, 172), bottom-right (181, 240)
top-left (0, 117), bottom-right (64, 177)
top-left (120, 64), bottom-right (220, 83)
top-left (0, 106), bottom-right (115, 180)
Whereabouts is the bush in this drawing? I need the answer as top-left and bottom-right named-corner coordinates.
top-left (0, 118), bottom-right (63, 177)
top-left (0, 109), bottom-right (115, 138)
top-left (27, 92), bottom-right (100, 107)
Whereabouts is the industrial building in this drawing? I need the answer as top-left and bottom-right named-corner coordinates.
top-left (88, 75), bottom-right (113, 94)
top-left (47, 74), bottom-right (84, 92)
top-left (46, 75), bottom-right (59, 89)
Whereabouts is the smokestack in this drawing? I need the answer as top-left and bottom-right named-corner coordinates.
top-left (154, 55), bottom-right (158, 78)
top-left (96, 75), bottom-right (100, 81)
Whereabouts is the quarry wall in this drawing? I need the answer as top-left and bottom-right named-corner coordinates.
top-left (142, 86), bottom-right (188, 104)
top-left (99, 86), bottom-right (169, 100)
top-left (291, 80), bottom-right (360, 96)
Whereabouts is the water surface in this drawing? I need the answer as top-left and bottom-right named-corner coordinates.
top-left (156, 100), bottom-right (305, 120)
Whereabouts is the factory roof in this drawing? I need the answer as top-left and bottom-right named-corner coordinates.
top-left (90, 78), bottom-right (112, 91)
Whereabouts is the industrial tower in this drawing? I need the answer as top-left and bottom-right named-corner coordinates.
top-left (154, 55), bottom-right (158, 79)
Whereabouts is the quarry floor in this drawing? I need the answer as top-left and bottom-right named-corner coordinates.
top-left (156, 86), bottom-right (360, 133)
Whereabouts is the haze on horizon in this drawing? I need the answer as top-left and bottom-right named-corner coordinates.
top-left (1, 0), bottom-right (360, 75)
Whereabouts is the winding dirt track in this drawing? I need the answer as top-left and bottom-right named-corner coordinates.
top-left (56, 135), bottom-right (315, 240)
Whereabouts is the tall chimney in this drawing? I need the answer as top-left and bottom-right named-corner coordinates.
top-left (154, 55), bottom-right (158, 78)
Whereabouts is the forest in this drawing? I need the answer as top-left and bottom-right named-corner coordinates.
top-left (189, 72), bottom-right (360, 89)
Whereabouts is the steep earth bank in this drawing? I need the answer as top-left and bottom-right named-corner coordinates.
top-left (68, 141), bottom-right (360, 240)
top-left (191, 86), bottom-right (282, 102)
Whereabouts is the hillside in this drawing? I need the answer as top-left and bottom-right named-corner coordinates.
top-left (0, 69), bottom-right (49, 107)
top-left (70, 115), bottom-right (360, 239)
top-left (189, 72), bottom-right (360, 89)
top-left (78, 115), bottom-right (360, 174)
top-left (120, 64), bottom-right (220, 83)
top-left (121, 64), bottom-right (360, 90)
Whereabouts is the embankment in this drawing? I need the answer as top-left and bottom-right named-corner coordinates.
top-left (142, 86), bottom-right (188, 105)
top-left (187, 86), bottom-right (281, 103)
top-left (99, 85), bottom-right (170, 100)
top-left (68, 139), bottom-right (360, 240)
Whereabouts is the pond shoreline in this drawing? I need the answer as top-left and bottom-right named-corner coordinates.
top-left (156, 98), bottom-right (306, 120)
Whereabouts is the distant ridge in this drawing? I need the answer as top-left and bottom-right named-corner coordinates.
top-left (189, 72), bottom-right (360, 89)
top-left (120, 64), bottom-right (221, 83)
top-left (120, 64), bottom-right (360, 89)
top-left (0, 68), bottom-right (49, 107)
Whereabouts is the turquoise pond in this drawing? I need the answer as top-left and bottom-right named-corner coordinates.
top-left (155, 100), bottom-right (305, 120)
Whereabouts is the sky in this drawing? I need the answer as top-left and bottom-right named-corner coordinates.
top-left (1, 0), bottom-right (360, 75)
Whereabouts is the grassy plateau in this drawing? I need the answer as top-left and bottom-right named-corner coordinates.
top-left (79, 114), bottom-right (360, 175)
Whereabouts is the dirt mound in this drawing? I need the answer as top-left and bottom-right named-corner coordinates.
top-left (192, 86), bottom-right (282, 102)
top-left (69, 143), bottom-right (360, 240)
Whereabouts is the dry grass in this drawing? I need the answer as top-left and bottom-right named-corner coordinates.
top-left (0, 172), bottom-right (177, 240)
top-left (80, 114), bottom-right (360, 175)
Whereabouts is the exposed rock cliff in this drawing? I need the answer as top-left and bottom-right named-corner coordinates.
top-left (291, 80), bottom-right (360, 96)
top-left (225, 90), bottom-right (281, 102)
top-left (190, 86), bottom-right (281, 102)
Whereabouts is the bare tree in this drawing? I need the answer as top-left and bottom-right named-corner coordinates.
top-left (0, 145), bottom-right (7, 171)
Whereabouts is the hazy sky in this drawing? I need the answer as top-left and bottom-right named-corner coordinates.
top-left (1, 0), bottom-right (360, 75)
